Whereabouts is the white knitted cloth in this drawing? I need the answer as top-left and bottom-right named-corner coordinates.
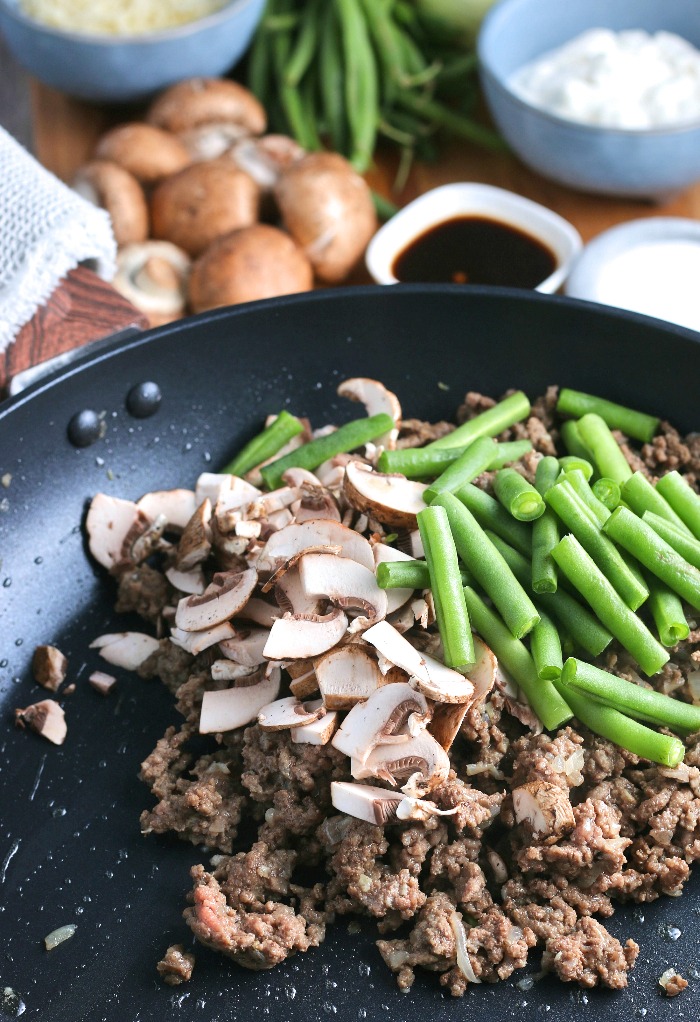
top-left (0, 126), bottom-right (116, 351)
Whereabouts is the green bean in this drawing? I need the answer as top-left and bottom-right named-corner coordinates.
top-left (621, 471), bottom-right (692, 536)
top-left (645, 573), bottom-right (690, 648)
top-left (432, 492), bottom-right (540, 639)
top-left (560, 419), bottom-right (594, 463)
top-left (318, 1), bottom-right (347, 152)
top-left (552, 679), bottom-right (684, 767)
top-left (603, 506), bottom-right (700, 612)
top-left (396, 90), bottom-right (507, 150)
top-left (556, 388), bottom-right (660, 443)
top-left (561, 658), bottom-right (700, 734)
top-left (417, 506), bottom-right (474, 670)
top-left (530, 611), bottom-right (564, 680)
top-left (656, 470), bottom-right (700, 540)
top-left (338, 0), bottom-right (379, 171)
top-left (222, 410), bottom-right (304, 478)
top-left (642, 511), bottom-right (700, 571)
top-left (550, 534), bottom-right (669, 676)
top-left (424, 436), bottom-right (498, 503)
top-left (560, 470), bottom-right (610, 526)
top-left (376, 560), bottom-right (473, 590)
top-left (489, 440), bottom-right (533, 470)
top-left (532, 457), bottom-right (560, 594)
top-left (463, 587), bottom-right (572, 731)
top-left (592, 477), bottom-right (622, 511)
top-left (453, 483), bottom-right (532, 556)
top-left (494, 468), bottom-right (545, 521)
top-left (260, 413), bottom-right (394, 489)
top-left (558, 456), bottom-right (593, 480)
top-left (427, 392), bottom-right (531, 451)
top-left (545, 481), bottom-right (648, 610)
top-left (284, 0), bottom-right (321, 86)
top-left (378, 439), bottom-right (529, 480)
top-left (484, 531), bottom-right (613, 657)
top-left (577, 413), bottom-right (633, 485)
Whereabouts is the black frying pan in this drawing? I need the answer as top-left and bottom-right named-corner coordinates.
top-left (1, 284), bottom-right (698, 1022)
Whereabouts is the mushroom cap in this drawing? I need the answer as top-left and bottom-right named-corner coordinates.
top-left (188, 224), bottom-right (314, 312)
top-left (228, 134), bottom-right (305, 191)
top-left (274, 152), bottom-right (378, 283)
top-left (343, 461), bottom-right (427, 530)
top-left (263, 608), bottom-right (348, 660)
top-left (94, 123), bottom-right (191, 184)
top-left (298, 551), bottom-right (387, 624)
top-left (151, 161), bottom-right (259, 257)
top-left (73, 160), bottom-right (148, 247)
top-left (112, 242), bottom-right (191, 324)
top-left (147, 77), bottom-right (267, 136)
top-left (178, 122), bottom-right (249, 162)
top-left (199, 668), bottom-right (281, 734)
top-left (338, 377), bottom-right (401, 448)
top-left (174, 568), bottom-right (257, 632)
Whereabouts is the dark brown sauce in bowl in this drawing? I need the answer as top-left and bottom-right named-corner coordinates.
top-left (392, 215), bottom-right (557, 289)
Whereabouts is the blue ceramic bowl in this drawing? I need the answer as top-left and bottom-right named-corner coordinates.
top-left (477, 0), bottom-right (700, 199)
top-left (0, 0), bottom-right (265, 102)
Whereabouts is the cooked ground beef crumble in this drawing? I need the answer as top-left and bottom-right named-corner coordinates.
top-left (108, 386), bottom-right (700, 995)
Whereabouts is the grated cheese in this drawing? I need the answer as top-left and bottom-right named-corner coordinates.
top-left (20, 0), bottom-right (228, 36)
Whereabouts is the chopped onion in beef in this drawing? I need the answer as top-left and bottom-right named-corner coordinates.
top-left (449, 911), bottom-right (481, 984)
top-left (44, 924), bottom-right (77, 950)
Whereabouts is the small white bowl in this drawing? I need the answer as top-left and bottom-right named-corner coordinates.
top-left (365, 182), bottom-right (582, 293)
top-left (565, 217), bottom-right (700, 333)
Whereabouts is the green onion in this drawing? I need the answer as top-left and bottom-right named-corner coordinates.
top-left (493, 468), bottom-right (545, 521)
top-left (417, 505), bottom-right (474, 670)
top-left (221, 410), bottom-right (304, 478)
top-left (556, 389), bottom-right (660, 444)
top-left (426, 391), bottom-right (531, 451)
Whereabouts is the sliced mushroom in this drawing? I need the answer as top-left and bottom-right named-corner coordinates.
top-left (195, 472), bottom-right (240, 506)
top-left (274, 152), bottom-right (378, 283)
top-left (88, 671), bottom-right (117, 696)
top-left (256, 518), bottom-right (375, 574)
top-left (353, 730), bottom-right (451, 796)
top-left (174, 568), bottom-right (257, 631)
top-left (199, 668), bottom-right (280, 734)
top-left (86, 494), bottom-right (152, 572)
top-left (210, 660), bottom-right (261, 683)
top-left (15, 700), bottom-right (66, 745)
top-left (287, 658), bottom-right (319, 700)
top-left (136, 488), bottom-right (197, 532)
top-left (112, 242), bottom-right (191, 326)
top-left (170, 621), bottom-right (235, 656)
top-left (176, 499), bottom-right (212, 571)
top-left (257, 695), bottom-right (325, 731)
top-left (330, 781), bottom-right (403, 825)
top-left (218, 628), bottom-right (270, 667)
top-left (165, 565), bottom-right (206, 595)
top-left (94, 123), bottom-right (191, 183)
top-left (235, 597), bottom-right (281, 628)
top-left (32, 645), bottom-right (68, 692)
top-left (395, 797), bottom-right (459, 822)
top-left (363, 621), bottom-right (475, 704)
top-left (428, 702), bottom-right (471, 753)
top-left (188, 224), bottom-right (313, 312)
top-left (73, 160), bottom-right (148, 247)
top-left (315, 644), bottom-right (387, 710)
top-left (343, 461), bottom-right (427, 529)
top-left (263, 608), bottom-right (348, 660)
top-left (152, 161), bottom-right (259, 258)
top-left (512, 781), bottom-right (576, 844)
top-left (275, 566), bottom-right (324, 617)
top-left (469, 637), bottom-right (497, 704)
top-left (291, 700), bottom-right (338, 745)
top-left (147, 78), bottom-right (267, 137)
top-left (338, 378), bottom-right (401, 449)
top-left (298, 552), bottom-right (387, 624)
top-left (290, 479), bottom-right (341, 524)
top-left (332, 682), bottom-right (429, 763)
top-left (372, 543), bottom-right (416, 614)
top-left (90, 631), bottom-right (160, 669)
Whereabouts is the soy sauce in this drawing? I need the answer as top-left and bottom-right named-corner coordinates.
top-left (392, 215), bottom-right (556, 289)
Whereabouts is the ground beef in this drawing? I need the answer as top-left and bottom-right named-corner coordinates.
top-left (138, 638), bottom-right (196, 693)
top-left (397, 418), bottom-right (455, 448)
top-left (376, 892), bottom-right (459, 992)
top-left (661, 971), bottom-right (688, 996)
top-left (156, 944), bottom-right (195, 985)
top-left (115, 564), bottom-right (170, 625)
top-left (542, 917), bottom-right (639, 989)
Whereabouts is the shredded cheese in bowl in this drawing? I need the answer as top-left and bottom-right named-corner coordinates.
top-left (19, 0), bottom-right (229, 36)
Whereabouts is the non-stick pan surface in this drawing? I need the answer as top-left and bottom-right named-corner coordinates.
top-left (1, 284), bottom-right (698, 1022)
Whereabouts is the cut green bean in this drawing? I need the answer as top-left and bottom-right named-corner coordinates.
top-left (463, 586), bottom-right (572, 731)
top-left (432, 492), bottom-right (540, 639)
top-left (222, 410), bottom-right (304, 478)
top-left (645, 573), bottom-right (690, 648)
top-left (376, 559), bottom-right (473, 590)
top-left (552, 679), bottom-right (684, 767)
top-left (576, 413), bottom-right (633, 484)
top-left (560, 419), bottom-right (594, 463)
top-left (603, 506), bottom-right (700, 612)
top-left (427, 391), bottom-right (531, 451)
top-left (417, 506), bottom-right (474, 670)
top-left (560, 470), bottom-right (610, 526)
top-left (558, 456), bottom-right (593, 481)
top-left (546, 481), bottom-right (649, 611)
top-left (453, 483), bottom-right (532, 556)
top-left (592, 477), bottom-right (622, 511)
top-left (379, 439), bottom-right (530, 480)
top-left (621, 471), bottom-right (692, 536)
top-left (484, 531), bottom-right (613, 657)
top-left (656, 470), bottom-right (700, 540)
top-left (530, 611), bottom-right (564, 680)
top-left (642, 511), bottom-right (700, 571)
top-left (550, 534), bottom-right (669, 676)
top-left (561, 658), bottom-right (700, 733)
top-left (260, 413), bottom-right (394, 489)
top-left (424, 436), bottom-right (498, 503)
top-left (556, 389), bottom-right (660, 443)
top-left (531, 457), bottom-right (560, 594)
top-left (494, 468), bottom-right (545, 521)
top-left (489, 440), bottom-right (533, 470)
